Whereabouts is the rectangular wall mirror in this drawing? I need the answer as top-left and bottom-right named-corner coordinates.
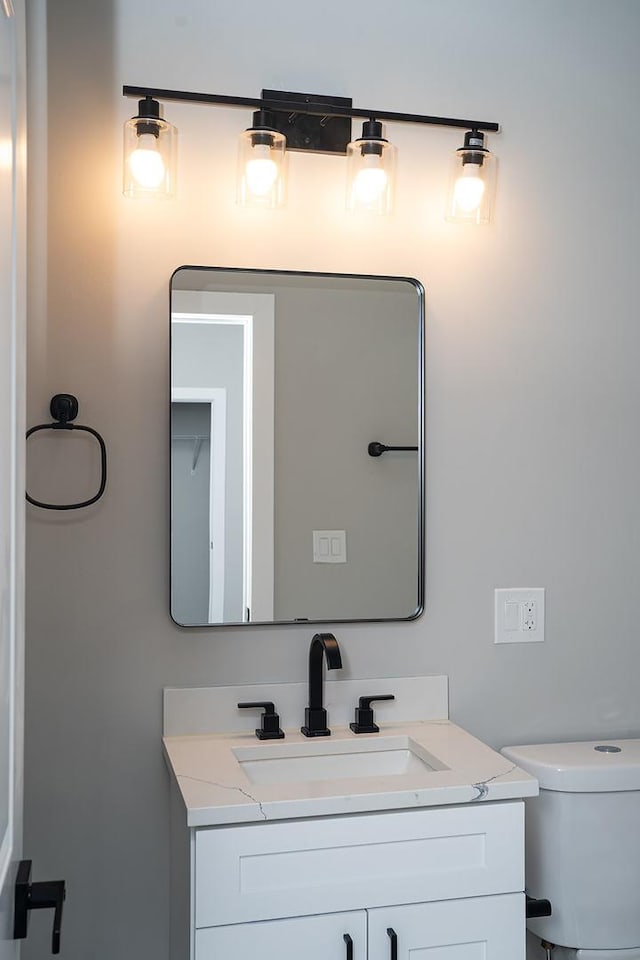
top-left (170, 267), bottom-right (424, 627)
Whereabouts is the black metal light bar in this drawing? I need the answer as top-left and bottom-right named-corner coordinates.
top-left (122, 85), bottom-right (500, 134)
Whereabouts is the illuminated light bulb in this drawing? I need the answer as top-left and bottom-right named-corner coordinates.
top-left (237, 110), bottom-right (287, 208)
top-left (123, 99), bottom-right (176, 199)
top-left (128, 133), bottom-right (166, 190)
top-left (453, 165), bottom-right (485, 213)
top-left (346, 119), bottom-right (396, 215)
top-left (353, 161), bottom-right (389, 206)
top-left (445, 130), bottom-right (496, 224)
top-left (245, 145), bottom-right (279, 197)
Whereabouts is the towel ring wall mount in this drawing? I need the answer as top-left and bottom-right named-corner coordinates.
top-left (26, 394), bottom-right (107, 510)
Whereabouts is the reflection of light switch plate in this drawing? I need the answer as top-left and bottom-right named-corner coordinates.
top-left (313, 530), bottom-right (347, 563)
top-left (494, 588), bottom-right (545, 643)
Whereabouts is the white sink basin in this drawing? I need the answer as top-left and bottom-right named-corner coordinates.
top-left (232, 735), bottom-right (448, 786)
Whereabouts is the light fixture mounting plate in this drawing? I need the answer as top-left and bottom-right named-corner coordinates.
top-left (261, 89), bottom-right (353, 155)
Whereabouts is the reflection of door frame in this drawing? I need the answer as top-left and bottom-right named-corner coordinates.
top-left (173, 294), bottom-right (275, 622)
top-left (1, 1), bottom-right (25, 955)
top-left (171, 389), bottom-right (227, 623)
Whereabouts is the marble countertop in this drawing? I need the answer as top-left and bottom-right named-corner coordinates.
top-left (164, 719), bottom-right (538, 827)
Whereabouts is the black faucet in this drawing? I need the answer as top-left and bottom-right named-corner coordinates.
top-left (301, 632), bottom-right (342, 737)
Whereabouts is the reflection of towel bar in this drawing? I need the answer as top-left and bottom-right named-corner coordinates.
top-left (26, 394), bottom-right (107, 510)
top-left (368, 441), bottom-right (418, 457)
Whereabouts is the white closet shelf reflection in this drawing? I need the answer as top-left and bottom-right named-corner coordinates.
top-left (173, 434), bottom-right (210, 473)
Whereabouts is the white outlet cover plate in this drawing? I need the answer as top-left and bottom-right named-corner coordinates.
top-left (494, 588), bottom-right (545, 644)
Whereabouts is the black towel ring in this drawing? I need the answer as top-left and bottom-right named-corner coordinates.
top-left (26, 394), bottom-right (107, 510)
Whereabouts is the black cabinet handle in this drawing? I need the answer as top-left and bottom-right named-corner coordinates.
top-left (237, 701), bottom-right (285, 739)
top-left (14, 860), bottom-right (66, 955)
top-left (387, 928), bottom-right (398, 960)
top-left (343, 933), bottom-right (353, 960)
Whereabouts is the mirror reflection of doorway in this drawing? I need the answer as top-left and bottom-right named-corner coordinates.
top-left (171, 395), bottom-right (226, 623)
top-left (171, 294), bottom-right (275, 624)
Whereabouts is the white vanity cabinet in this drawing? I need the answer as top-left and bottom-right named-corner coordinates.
top-left (173, 796), bottom-right (526, 960)
top-left (163, 688), bottom-right (537, 960)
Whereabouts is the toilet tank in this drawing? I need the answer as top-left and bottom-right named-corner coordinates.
top-left (502, 739), bottom-right (640, 951)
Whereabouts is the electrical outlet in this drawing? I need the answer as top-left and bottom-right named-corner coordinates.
top-left (522, 600), bottom-right (536, 631)
top-left (495, 588), bottom-right (545, 643)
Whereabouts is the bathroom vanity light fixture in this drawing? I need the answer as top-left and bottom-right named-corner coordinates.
top-left (445, 129), bottom-right (496, 224)
top-left (123, 96), bottom-right (177, 198)
top-left (122, 86), bottom-right (500, 221)
top-left (237, 109), bottom-right (287, 208)
top-left (346, 119), bottom-right (396, 215)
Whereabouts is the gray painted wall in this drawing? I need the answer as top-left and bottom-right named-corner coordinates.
top-left (273, 284), bottom-right (419, 620)
top-left (24, 1), bottom-right (640, 958)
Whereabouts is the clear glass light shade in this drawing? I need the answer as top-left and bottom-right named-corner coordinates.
top-left (445, 141), bottom-right (497, 224)
top-left (237, 129), bottom-right (287, 208)
top-left (346, 138), bottom-right (396, 214)
top-left (123, 117), bottom-right (177, 198)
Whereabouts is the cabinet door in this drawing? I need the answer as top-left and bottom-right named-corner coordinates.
top-left (368, 893), bottom-right (525, 960)
top-left (195, 910), bottom-right (367, 960)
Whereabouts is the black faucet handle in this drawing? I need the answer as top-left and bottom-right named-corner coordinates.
top-left (350, 694), bottom-right (395, 734)
top-left (237, 701), bottom-right (285, 740)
